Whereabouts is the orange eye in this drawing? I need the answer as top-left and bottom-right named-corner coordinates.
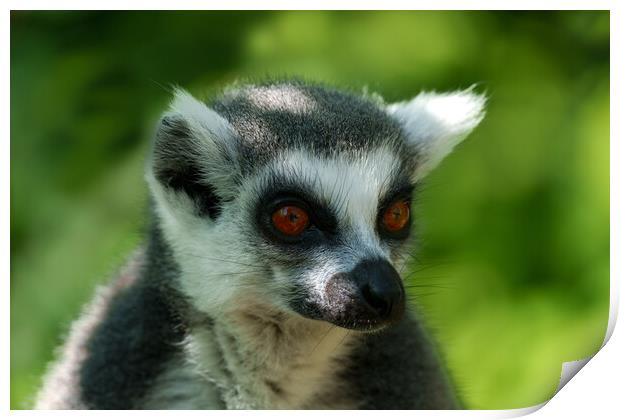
top-left (272, 205), bottom-right (310, 236)
top-left (382, 200), bottom-right (410, 232)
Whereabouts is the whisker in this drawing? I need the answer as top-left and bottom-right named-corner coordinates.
top-left (309, 325), bottom-right (335, 357)
top-left (334, 330), bottom-right (350, 354)
top-left (407, 291), bottom-right (441, 299)
top-left (403, 277), bottom-right (457, 286)
top-left (183, 254), bottom-right (265, 269)
top-left (180, 269), bottom-right (265, 278)
top-left (404, 284), bottom-right (456, 290)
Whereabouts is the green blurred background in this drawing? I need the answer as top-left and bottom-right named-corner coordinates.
top-left (10, 11), bottom-right (610, 410)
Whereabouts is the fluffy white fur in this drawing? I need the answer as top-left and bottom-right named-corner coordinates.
top-left (168, 88), bottom-right (235, 154)
top-left (387, 88), bottom-right (486, 181)
top-left (175, 307), bottom-right (355, 409)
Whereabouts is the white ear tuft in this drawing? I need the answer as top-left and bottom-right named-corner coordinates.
top-left (387, 88), bottom-right (486, 181)
top-left (168, 88), bottom-right (234, 144)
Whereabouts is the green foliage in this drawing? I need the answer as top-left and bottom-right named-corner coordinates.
top-left (10, 11), bottom-right (609, 409)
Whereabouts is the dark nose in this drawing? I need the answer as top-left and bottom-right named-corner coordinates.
top-left (351, 258), bottom-right (405, 321)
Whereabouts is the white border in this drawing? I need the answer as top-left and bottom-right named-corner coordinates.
top-left (4, 3), bottom-right (616, 419)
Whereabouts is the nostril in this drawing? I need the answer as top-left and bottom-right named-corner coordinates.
top-left (350, 258), bottom-right (406, 323)
top-left (361, 283), bottom-right (392, 318)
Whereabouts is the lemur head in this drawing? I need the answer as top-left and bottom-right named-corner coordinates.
top-left (147, 80), bottom-right (485, 332)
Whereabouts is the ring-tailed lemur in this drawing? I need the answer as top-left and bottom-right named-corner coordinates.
top-left (36, 79), bottom-right (485, 409)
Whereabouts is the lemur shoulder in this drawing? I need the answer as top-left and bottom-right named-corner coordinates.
top-left (36, 79), bottom-right (485, 409)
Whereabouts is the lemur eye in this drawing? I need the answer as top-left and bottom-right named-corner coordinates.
top-left (272, 205), bottom-right (310, 236)
top-left (382, 200), bottom-right (410, 233)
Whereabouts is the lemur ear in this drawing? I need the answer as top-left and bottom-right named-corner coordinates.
top-left (387, 89), bottom-right (486, 182)
top-left (148, 89), bottom-right (238, 219)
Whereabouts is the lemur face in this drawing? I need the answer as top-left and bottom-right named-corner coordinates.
top-left (244, 145), bottom-right (414, 330)
top-left (147, 81), bottom-right (485, 331)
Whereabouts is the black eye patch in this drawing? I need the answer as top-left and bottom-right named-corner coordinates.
top-left (254, 184), bottom-right (339, 247)
top-left (377, 182), bottom-right (414, 241)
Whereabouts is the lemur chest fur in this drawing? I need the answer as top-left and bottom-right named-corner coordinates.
top-left (146, 300), bottom-right (357, 409)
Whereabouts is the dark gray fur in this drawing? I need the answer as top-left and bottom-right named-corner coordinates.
top-left (210, 79), bottom-right (417, 175)
top-left (77, 221), bottom-right (188, 409)
top-left (344, 314), bottom-right (461, 409)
